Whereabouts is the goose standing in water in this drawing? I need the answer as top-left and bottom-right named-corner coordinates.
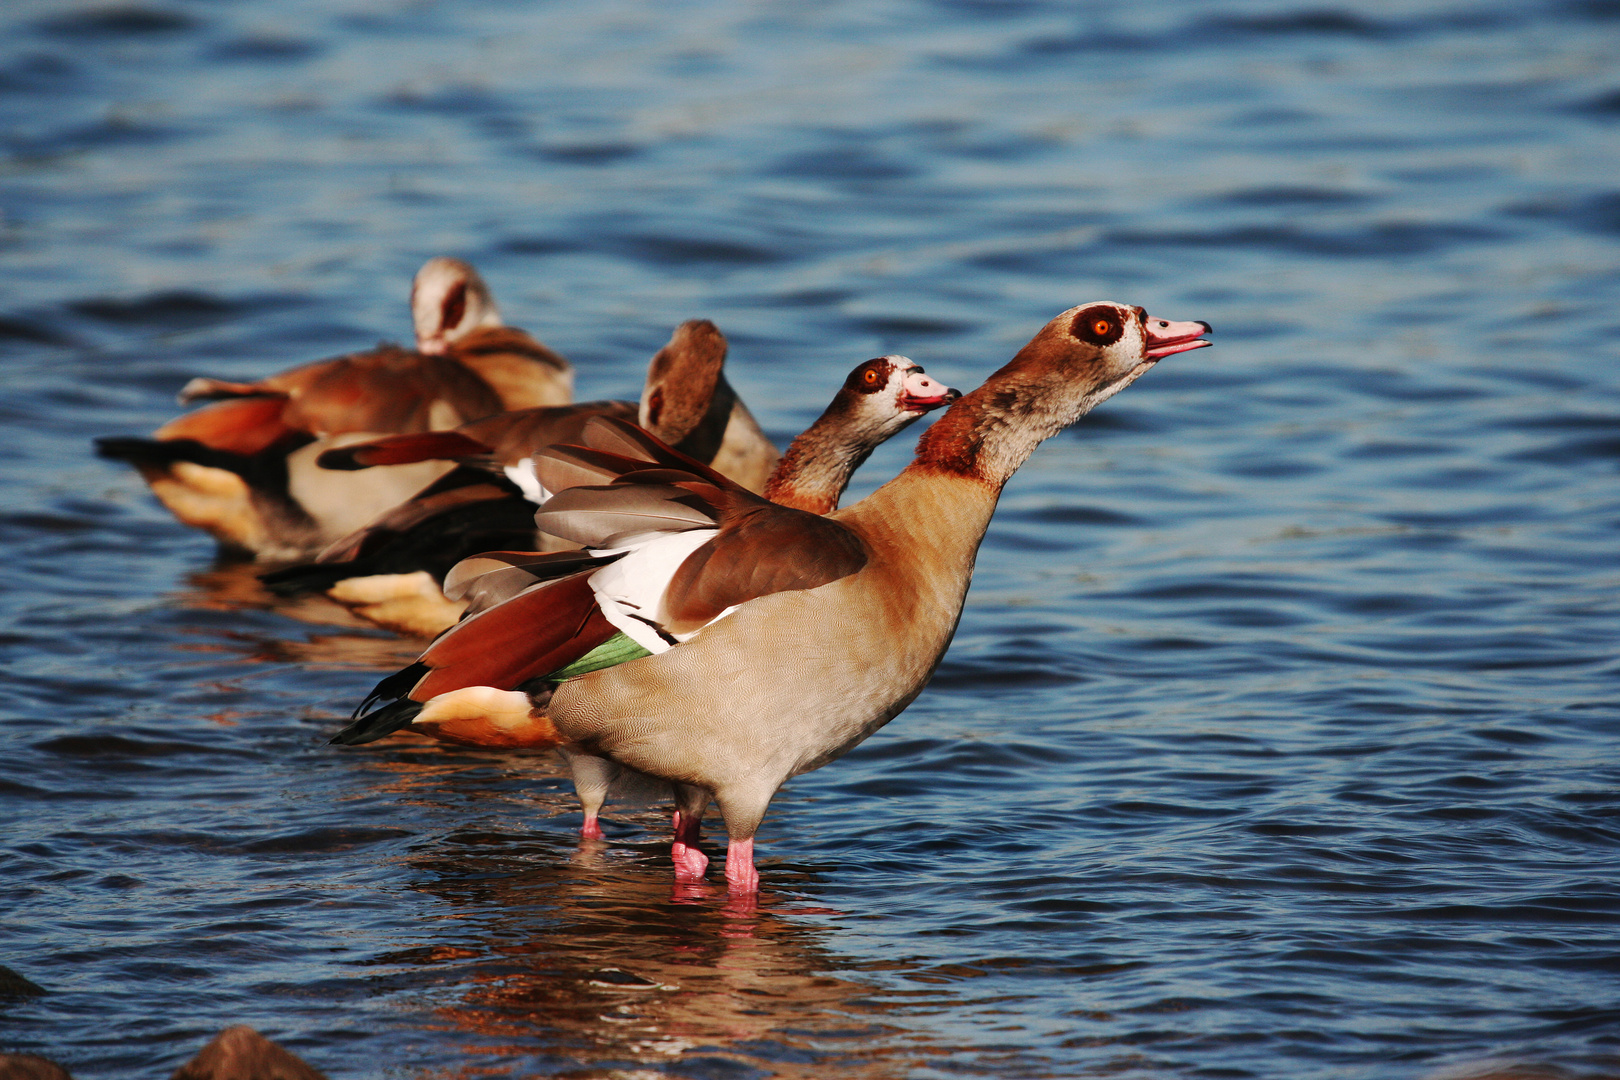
top-left (331, 353), bottom-right (959, 749)
top-left (341, 304), bottom-right (1209, 893)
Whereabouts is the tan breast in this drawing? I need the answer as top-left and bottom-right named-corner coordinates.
top-left (547, 468), bottom-right (999, 796)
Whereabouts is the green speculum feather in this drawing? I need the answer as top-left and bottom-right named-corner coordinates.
top-left (549, 632), bottom-right (653, 682)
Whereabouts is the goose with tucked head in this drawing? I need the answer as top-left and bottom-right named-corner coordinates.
top-left (261, 320), bottom-right (785, 636)
top-left (94, 258), bottom-right (573, 560)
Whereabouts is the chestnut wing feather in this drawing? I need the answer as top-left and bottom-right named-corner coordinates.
top-left (274, 349), bottom-right (503, 435)
top-left (315, 430), bottom-right (496, 470)
top-left (662, 499), bottom-right (868, 634)
top-left (413, 570), bottom-right (617, 701)
top-left (152, 395), bottom-right (302, 457)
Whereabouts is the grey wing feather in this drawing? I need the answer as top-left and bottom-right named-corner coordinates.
top-left (530, 445), bottom-right (628, 496)
top-left (456, 569), bottom-right (548, 616)
top-left (443, 549), bottom-right (600, 598)
top-left (444, 549), bottom-right (621, 615)
top-left (443, 551), bottom-right (548, 599)
top-left (536, 484), bottom-right (719, 548)
top-left (577, 416), bottom-right (675, 460)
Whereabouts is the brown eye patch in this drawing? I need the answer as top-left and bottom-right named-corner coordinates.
top-left (441, 281), bottom-right (467, 331)
top-left (1070, 305), bottom-right (1124, 346)
top-left (846, 359), bottom-right (892, 395)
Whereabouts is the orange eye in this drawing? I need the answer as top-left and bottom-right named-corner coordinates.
top-left (864, 368), bottom-right (881, 384)
top-left (1093, 319), bottom-right (1112, 336)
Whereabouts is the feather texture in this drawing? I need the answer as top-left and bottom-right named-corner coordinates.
top-left (444, 549), bottom-right (624, 617)
top-left (410, 571), bottom-right (619, 702)
top-left (537, 484), bottom-right (721, 548)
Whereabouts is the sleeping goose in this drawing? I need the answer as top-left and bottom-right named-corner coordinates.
top-left (311, 318), bottom-right (775, 497)
top-left (94, 258), bottom-right (573, 560)
top-left (329, 353), bottom-right (958, 746)
top-left (339, 304), bottom-right (1209, 893)
top-left (260, 320), bottom-right (782, 635)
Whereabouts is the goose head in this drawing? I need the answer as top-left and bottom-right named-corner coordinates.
top-left (638, 319), bottom-right (730, 447)
top-left (411, 257), bottom-right (504, 355)
top-left (914, 302), bottom-right (1210, 483)
top-left (1038, 302), bottom-right (1211, 400)
top-left (844, 354), bottom-right (959, 439)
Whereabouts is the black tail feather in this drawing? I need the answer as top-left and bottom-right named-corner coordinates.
top-left (96, 435), bottom-right (304, 496)
top-left (261, 484), bottom-right (539, 597)
top-left (330, 697), bottom-right (426, 746)
top-left (259, 563), bottom-right (357, 597)
top-left (353, 662), bottom-right (430, 721)
top-left (95, 436), bottom-right (247, 473)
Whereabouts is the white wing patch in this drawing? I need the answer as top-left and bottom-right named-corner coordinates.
top-left (587, 528), bottom-right (720, 654)
top-left (503, 458), bottom-right (550, 504)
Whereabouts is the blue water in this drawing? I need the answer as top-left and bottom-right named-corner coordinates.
top-left (3, 1), bottom-right (1619, 1076)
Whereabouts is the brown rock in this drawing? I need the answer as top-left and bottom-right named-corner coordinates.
top-left (170, 1027), bottom-right (327, 1080)
top-left (0, 1054), bottom-right (73, 1080)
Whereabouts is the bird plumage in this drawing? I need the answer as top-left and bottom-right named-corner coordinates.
top-left (95, 258), bottom-right (573, 560)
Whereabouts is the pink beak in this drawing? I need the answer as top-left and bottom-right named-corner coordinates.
top-left (1144, 316), bottom-right (1212, 359)
top-left (900, 370), bottom-right (960, 412)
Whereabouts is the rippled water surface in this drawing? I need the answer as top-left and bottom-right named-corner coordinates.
top-left (4, 0), bottom-right (1620, 1076)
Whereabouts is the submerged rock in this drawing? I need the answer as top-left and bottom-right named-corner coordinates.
top-left (0, 1054), bottom-right (73, 1080)
top-left (170, 1027), bottom-right (326, 1080)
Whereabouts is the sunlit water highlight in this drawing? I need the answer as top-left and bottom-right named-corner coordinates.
top-left (2, 1), bottom-right (1619, 1077)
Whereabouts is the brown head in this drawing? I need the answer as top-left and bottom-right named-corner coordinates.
top-left (914, 302), bottom-right (1210, 484)
top-left (638, 319), bottom-right (731, 448)
top-left (411, 257), bottom-right (505, 355)
top-left (766, 355), bottom-right (959, 513)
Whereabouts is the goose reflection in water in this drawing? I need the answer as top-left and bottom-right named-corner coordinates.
top-left (349, 749), bottom-right (951, 1079)
top-left (164, 559), bottom-right (430, 669)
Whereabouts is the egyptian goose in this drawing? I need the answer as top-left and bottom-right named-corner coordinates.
top-left (260, 320), bottom-right (783, 636)
top-left (338, 304), bottom-right (1207, 893)
top-left (762, 356), bottom-right (960, 513)
top-left (311, 319), bottom-right (775, 497)
top-left (94, 258), bottom-right (572, 560)
top-left (329, 353), bottom-right (957, 745)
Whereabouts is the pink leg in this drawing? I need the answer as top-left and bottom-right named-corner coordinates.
top-left (671, 809), bottom-right (709, 881)
top-left (580, 813), bottom-right (604, 841)
top-left (724, 837), bottom-right (758, 894)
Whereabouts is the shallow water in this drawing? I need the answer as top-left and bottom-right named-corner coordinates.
top-left (4, 0), bottom-right (1620, 1076)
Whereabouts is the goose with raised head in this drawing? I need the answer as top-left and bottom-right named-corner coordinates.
top-left (571, 304), bottom-right (1211, 892)
top-left (94, 258), bottom-right (574, 560)
top-left (328, 353), bottom-right (958, 746)
top-left (584, 305), bottom-right (1208, 892)
top-left (340, 304), bottom-right (1208, 893)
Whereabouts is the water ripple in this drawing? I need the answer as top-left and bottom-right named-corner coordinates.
top-left (2, 0), bottom-right (1619, 1077)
